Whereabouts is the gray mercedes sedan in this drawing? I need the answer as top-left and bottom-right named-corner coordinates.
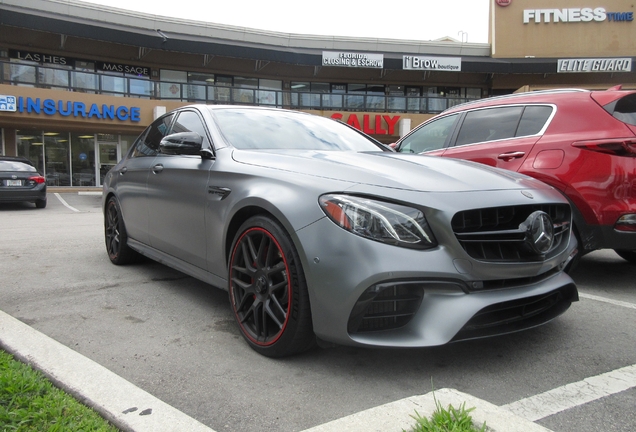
top-left (103, 105), bottom-right (578, 357)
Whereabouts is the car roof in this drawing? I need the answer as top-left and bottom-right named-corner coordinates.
top-left (442, 89), bottom-right (591, 114)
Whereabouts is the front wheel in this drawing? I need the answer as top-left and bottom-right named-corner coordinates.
top-left (229, 215), bottom-right (315, 357)
top-left (104, 196), bottom-right (139, 265)
top-left (614, 249), bottom-right (636, 265)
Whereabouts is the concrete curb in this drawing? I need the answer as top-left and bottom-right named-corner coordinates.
top-left (0, 309), bottom-right (215, 432)
top-left (0, 308), bottom-right (551, 432)
top-left (302, 388), bottom-right (552, 432)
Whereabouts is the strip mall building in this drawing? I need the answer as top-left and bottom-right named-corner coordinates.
top-left (1, 0), bottom-right (635, 187)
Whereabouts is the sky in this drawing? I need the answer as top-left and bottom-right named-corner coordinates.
top-left (81, 0), bottom-right (491, 43)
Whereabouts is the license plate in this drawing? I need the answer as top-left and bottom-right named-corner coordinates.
top-left (6, 180), bottom-right (22, 186)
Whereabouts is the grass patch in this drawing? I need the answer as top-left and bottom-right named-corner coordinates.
top-left (405, 395), bottom-right (487, 432)
top-left (0, 349), bottom-right (118, 431)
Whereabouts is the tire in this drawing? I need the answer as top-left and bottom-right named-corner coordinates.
top-left (228, 215), bottom-right (315, 357)
top-left (104, 196), bottom-right (139, 265)
top-left (35, 198), bottom-right (47, 209)
top-left (614, 249), bottom-right (636, 265)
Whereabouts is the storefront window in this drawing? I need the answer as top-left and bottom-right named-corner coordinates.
top-left (44, 132), bottom-right (71, 186)
top-left (8, 63), bottom-right (36, 85)
top-left (120, 135), bottom-right (138, 159)
top-left (71, 71), bottom-right (98, 92)
top-left (16, 130), bottom-right (44, 171)
top-left (101, 73), bottom-right (127, 95)
top-left (388, 85), bottom-right (406, 112)
top-left (366, 84), bottom-right (386, 111)
top-left (184, 84), bottom-right (206, 101)
top-left (71, 133), bottom-right (96, 187)
top-left (215, 75), bottom-right (232, 102)
top-left (160, 69), bottom-right (187, 99)
top-left (97, 134), bottom-right (119, 185)
top-left (39, 66), bottom-right (70, 88)
top-left (257, 79), bottom-right (282, 106)
top-left (232, 76), bottom-right (258, 104)
top-left (130, 79), bottom-right (153, 98)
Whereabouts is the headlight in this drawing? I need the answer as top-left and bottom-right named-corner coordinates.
top-left (319, 194), bottom-right (437, 249)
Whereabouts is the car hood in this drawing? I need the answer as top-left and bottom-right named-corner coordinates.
top-left (231, 149), bottom-right (550, 193)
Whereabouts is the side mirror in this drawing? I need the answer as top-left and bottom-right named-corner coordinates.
top-left (160, 132), bottom-right (203, 155)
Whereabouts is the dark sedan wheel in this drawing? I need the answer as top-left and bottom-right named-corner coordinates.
top-left (105, 196), bottom-right (138, 265)
top-left (229, 216), bottom-right (314, 357)
top-left (35, 198), bottom-right (47, 209)
top-left (614, 249), bottom-right (636, 265)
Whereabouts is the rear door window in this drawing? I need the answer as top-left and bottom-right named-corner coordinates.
top-left (454, 105), bottom-right (553, 147)
top-left (455, 106), bottom-right (524, 146)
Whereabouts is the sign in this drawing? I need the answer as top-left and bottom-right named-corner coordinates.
top-left (10, 49), bottom-right (70, 66)
top-left (331, 113), bottom-right (400, 135)
top-left (557, 58), bottom-right (632, 72)
top-left (523, 8), bottom-right (634, 24)
top-left (403, 56), bottom-right (462, 71)
top-left (0, 95), bottom-right (17, 112)
top-left (6, 96), bottom-right (142, 122)
top-left (322, 51), bottom-right (384, 68)
top-left (96, 62), bottom-right (151, 77)
top-left (9, 50), bottom-right (152, 76)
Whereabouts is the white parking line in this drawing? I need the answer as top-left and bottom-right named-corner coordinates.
top-left (579, 292), bottom-right (636, 310)
top-left (54, 193), bottom-right (80, 212)
top-left (502, 364), bottom-right (636, 422)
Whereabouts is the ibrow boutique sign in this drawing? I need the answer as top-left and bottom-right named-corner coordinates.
top-left (403, 56), bottom-right (462, 71)
top-left (322, 51), bottom-right (384, 68)
top-left (557, 58), bottom-right (632, 73)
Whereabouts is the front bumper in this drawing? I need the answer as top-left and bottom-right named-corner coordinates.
top-left (295, 204), bottom-right (578, 348)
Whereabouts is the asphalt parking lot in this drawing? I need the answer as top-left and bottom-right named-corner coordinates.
top-left (1, 192), bottom-right (635, 432)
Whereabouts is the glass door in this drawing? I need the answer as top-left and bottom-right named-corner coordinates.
top-left (97, 134), bottom-right (118, 186)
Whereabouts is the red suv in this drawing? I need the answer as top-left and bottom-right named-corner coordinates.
top-left (395, 88), bottom-right (636, 264)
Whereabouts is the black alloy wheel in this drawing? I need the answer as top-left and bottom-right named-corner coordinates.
top-left (104, 196), bottom-right (138, 265)
top-left (229, 215), bottom-right (314, 357)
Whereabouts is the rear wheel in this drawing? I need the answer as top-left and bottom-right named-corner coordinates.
top-left (228, 215), bottom-right (314, 357)
top-left (35, 198), bottom-right (47, 209)
top-left (614, 249), bottom-right (636, 265)
top-left (104, 196), bottom-right (139, 265)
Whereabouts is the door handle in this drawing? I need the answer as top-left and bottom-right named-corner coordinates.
top-left (119, 167), bottom-right (128, 175)
top-left (497, 151), bottom-right (525, 162)
top-left (152, 164), bottom-right (164, 174)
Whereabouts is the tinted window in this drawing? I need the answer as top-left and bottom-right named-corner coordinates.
top-left (455, 106), bottom-right (523, 146)
top-left (171, 111), bottom-right (209, 147)
top-left (516, 106), bottom-right (553, 136)
top-left (611, 94), bottom-right (636, 126)
top-left (398, 114), bottom-right (458, 154)
top-left (212, 109), bottom-right (383, 151)
top-left (131, 114), bottom-right (174, 157)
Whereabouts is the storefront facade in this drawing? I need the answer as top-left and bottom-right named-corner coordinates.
top-left (1, 0), bottom-right (635, 186)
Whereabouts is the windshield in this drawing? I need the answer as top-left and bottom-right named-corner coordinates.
top-left (211, 108), bottom-right (385, 152)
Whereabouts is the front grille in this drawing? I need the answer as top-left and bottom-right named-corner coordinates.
top-left (348, 283), bottom-right (424, 334)
top-left (452, 204), bottom-right (571, 262)
top-left (452, 283), bottom-right (578, 342)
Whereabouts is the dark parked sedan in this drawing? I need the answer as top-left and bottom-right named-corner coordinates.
top-left (103, 105), bottom-right (579, 357)
top-left (0, 156), bottom-right (47, 208)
